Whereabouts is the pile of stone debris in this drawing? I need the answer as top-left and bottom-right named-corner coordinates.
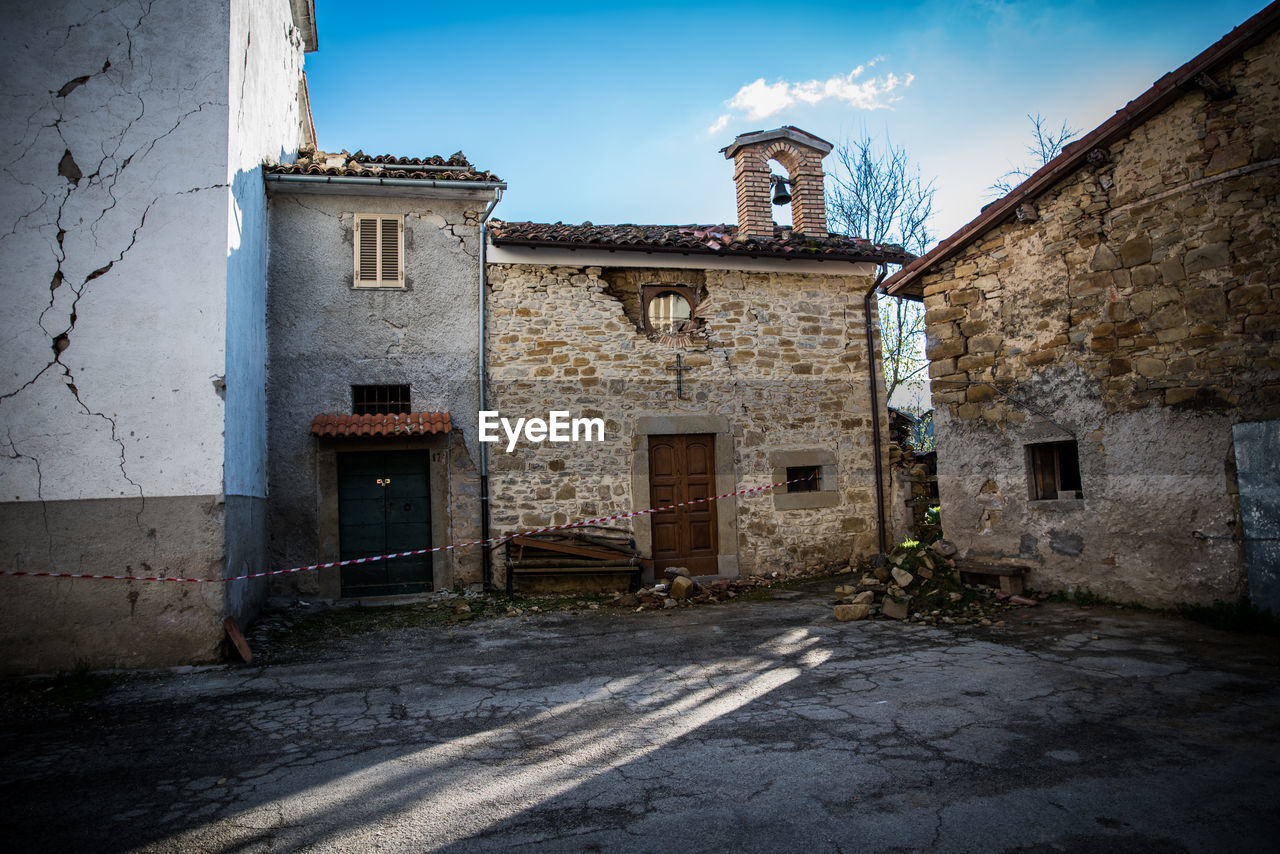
top-left (832, 539), bottom-right (1045, 626)
top-left (615, 570), bottom-right (734, 610)
top-left (613, 563), bottom-right (839, 611)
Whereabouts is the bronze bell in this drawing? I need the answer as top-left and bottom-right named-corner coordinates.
top-left (771, 178), bottom-right (792, 206)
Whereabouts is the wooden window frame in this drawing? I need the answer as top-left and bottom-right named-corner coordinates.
top-left (354, 214), bottom-right (404, 288)
top-left (1026, 440), bottom-right (1083, 501)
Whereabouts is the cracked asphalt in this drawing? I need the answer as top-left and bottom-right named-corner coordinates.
top-left (3, 582), bottom-right (1279, 853)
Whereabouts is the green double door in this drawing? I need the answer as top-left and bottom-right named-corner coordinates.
top-left (337, 451), bottom-right (433, 596)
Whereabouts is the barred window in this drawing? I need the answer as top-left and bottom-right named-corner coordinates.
top-left (352, 384), bottom-right (411, 415)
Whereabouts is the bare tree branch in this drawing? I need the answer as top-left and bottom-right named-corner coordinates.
top-left (825, 132), bottom-right (935, 406)
top-left (988, 113), bottom-right (1080, 197)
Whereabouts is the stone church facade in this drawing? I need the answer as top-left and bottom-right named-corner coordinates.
top-left (485, 127), bottom-right (910, 584)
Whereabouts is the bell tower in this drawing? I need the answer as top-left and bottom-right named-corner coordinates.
top-left (721, 126), bottom-right (833, 240)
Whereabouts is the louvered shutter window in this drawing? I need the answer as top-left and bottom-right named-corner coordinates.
top-left (354, 214), bottom-right (403, 286)
top-left (380, 218), bottom-right (400, 282)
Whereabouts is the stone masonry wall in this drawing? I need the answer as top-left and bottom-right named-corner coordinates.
top-left (486, 263), bottom-right (889, 577)
top-left (919, 31), bottom-right (1280, 606)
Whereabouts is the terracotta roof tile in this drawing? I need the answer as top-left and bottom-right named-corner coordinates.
top-left (310, 412), bottom-right (451, 438)
top-left (488, 221), bottom-right (912, 265)
top-left (269, 149), bottom-right (501, 183)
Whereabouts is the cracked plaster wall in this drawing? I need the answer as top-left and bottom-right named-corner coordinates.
top-left (0, 0), bottom-right (232, 502)
top-left (0, 0), bottom-right (307, 672)
top-left (266, 193), bottom-right (485, 594)
top-left (226, 0), bottom-right (305, 501)
top-left (223, 0), bottom-right (306, 623)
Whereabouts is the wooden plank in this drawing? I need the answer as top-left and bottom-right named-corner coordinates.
top-left (511, 558), bottom-right (639, 569)
top-left (508, 535), bottom-right (623, 561)
top-left (222, 616), bottom-right (253, 664)
top-left (573, 534), bottom-right (636, 551)
top-left (956, 560), bottom-right (1029, 576)
top-left (512, 565), bottom-right (640, 575)
top-left (998, 575), bottom-right (1025, 595)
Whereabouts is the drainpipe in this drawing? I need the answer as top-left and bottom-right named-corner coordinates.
top-left (864, 265), bottom-right (890, 555)
top-left (478, 188), bottom-right (502, 590)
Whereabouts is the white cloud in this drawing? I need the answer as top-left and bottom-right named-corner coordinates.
top-left (709, 63), bottom-right (913, 133)
top-left (727, 78), bottom-right (795, 120)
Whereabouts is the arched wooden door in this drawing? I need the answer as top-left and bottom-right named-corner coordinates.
top-left (648, 434), bottom-right (719, 575)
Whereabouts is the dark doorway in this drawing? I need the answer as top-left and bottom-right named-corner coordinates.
top-left (337, 451), bottom-right (433, 596)
top-left (648, 434), bottom-right (719, 575)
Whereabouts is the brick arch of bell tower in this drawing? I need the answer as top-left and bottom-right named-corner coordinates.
top-left (721, 126), bottom-right (833, 240)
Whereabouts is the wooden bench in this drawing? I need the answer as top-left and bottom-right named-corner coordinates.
top-left (955, 560), bottom-right (1030, 595)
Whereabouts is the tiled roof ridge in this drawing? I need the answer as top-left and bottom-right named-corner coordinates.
top-left (488, 220), bottom-right (912, 264)
top-left (350, 150), bottom-right (472, 167)
top-left (268, 148), bottom-right (501, 183)
top-left (310, 411), bottom-right (452, 438)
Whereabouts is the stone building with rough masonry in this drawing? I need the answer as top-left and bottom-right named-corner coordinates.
top-left (263, 150), bottom-right (504, 600)
top-left (486, 127), bottom-right (910, 585)
top-left (885, 4), bottom-right (1280, 609)
top-left (0, 0), bottom-right (318, 674)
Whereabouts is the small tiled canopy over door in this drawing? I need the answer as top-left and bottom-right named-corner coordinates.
top-left (337, 451), bottom-right (432, 596)
top-left (649, 434), bottom-right (719, 575)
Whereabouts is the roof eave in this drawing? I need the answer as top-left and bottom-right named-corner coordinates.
top-left (289, 0), bottom-right (318, 52)
top-left (265, 172), bottom-right (506, 199)
top-left (488, 237), bottom-right (910, 266)
top-left (884, 1), bottom-right (1280, 299)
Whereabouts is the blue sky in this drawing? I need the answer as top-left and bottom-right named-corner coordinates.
top-left (305, 0), bottom-right (1266, 241)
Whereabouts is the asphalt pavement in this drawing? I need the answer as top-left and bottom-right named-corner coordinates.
top-left (3, 583), bottom-right (1279, 853)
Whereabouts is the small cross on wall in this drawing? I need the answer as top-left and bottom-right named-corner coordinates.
top-left (666, 354), bottom-right (686, 399)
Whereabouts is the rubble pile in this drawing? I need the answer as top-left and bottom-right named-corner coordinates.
top-left (832, 539), bottom-right (1044, 626)
top-left (614, 568), bottom-right (731, 610)
top-left (613, 562), bottom-right (842, 611)
top-left (594, 549), bottom-right (1047, 621)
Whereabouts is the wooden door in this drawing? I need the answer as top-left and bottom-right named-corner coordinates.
top-left (337, 451), bottom-right (433, 596)
top-left (649, 434), bottom-right (719, 576)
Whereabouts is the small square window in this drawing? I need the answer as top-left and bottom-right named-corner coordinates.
top-left (352, 384), bottom-right (411, 415)
top-left (354, 214), bottom-right (403, 287)
top-left (786, 465), bottom-right (821, 493)
top-left (1027, 441), bottom-right (1082, 500)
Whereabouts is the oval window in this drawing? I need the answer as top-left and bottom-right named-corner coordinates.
top-left (646, 291), bottom-right (692, 333)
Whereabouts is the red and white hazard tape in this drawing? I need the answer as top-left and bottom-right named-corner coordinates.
top-left (0, 472), bottom-right (816, 584)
